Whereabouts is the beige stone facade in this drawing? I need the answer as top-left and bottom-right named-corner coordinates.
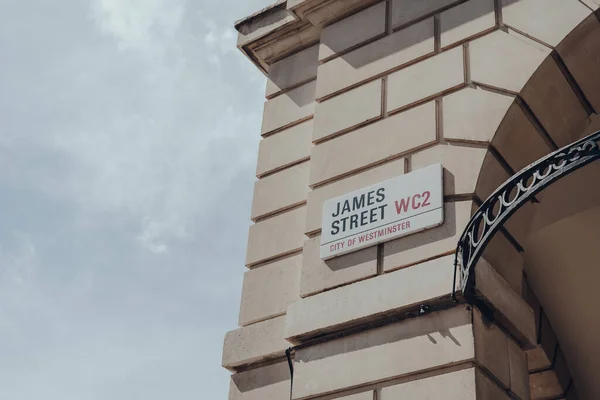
top-left (225, 1), bottom-right (600, 399)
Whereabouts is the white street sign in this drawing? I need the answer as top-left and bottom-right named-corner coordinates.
top-left (320, 163), bottom-right (444, 259)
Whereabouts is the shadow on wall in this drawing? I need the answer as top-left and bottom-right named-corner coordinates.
top-left (231, 360), bottom-right (289, 394)
top-left (295, 305), bottom-right (467, 363)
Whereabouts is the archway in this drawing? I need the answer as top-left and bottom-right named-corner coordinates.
top-left (461, 11), bottom-right (600, 399)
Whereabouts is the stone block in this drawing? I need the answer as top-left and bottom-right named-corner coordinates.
top-left (521, 57), bottom-right (590, 148)
top-left (287, 255), bottom-right (458, 341)
top-left (309, 101), bottom-right (436, 187)
top-left (383, 201), bottom-right (472, 272)
top-left (391, 0), bottom-right (461, 30)
top-left (312, 79), bottom-right (383, 142)
top-left (239, 254), bottom-right (302, 326)
top-left (492, 102), bottom-right (553, 172)
top-left (381, 368), bottom-right (510, 400)
top-left (256, 119), bottom-right (313, 178)
top-left (508, 338), bottom-right (531, 400)
top-left (319, 2), bottom-right (387, 61)
top-left (527, 347), bottom-right (552, 373)
top-left (331, 392), bottom-right (374, 400)
top-left (251, 161), bottom-right (310, 220)
top-left (470, 30), bottom-right (551, 93)
top-left (246, 207), bottom-right (307, 266)
top-left (473, 307), bottom-right (511, 388)
top-left (475, 151), bottom-right (510, 201)
top-left (557, 15), bottom-right (600, 113)
top-left (222, 316), bottom-right (289, 369)
top-left (316, 19), bottom-right (435, 100)
top-left (261, 80), bottom-right (316, 136)
top-left (475, 259), bottom-right (537, 349)
top-left (502, 0), bottom-right (591, 47)
top-left (440, 0), bottom-right (496, 48)
top-left (387, 46), bottom-right (465, 112)
top-left (530, 370), bottom-right (564, 399)
top-left (292, 306), bottom-right (475, 399)
top-left (266, 45), bottom-right (319, 98)
top-left (411, 143), bottom-right (487, 196)
top-left (300, 235), bottom-right (378, 297)
top-left (443, 87), bottom-right (514, 143)
top-left (229, 361), bottom-right (290, 400)
top-left (482, 232), bottom-right (524, 295)
top-left (305, 158), bottom-right (405, 235)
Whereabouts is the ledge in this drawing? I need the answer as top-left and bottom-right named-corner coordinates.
top-left (234, 0), bottom-right (379, 74)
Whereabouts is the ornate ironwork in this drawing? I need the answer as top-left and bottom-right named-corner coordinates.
top-left (453, 130), bottom-right (600, 299)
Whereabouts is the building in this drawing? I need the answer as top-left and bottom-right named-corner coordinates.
top-left (222, 1), bottom-right (600, 399)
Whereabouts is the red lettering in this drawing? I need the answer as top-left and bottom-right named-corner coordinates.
top-left (422, 191), bottom-right (431, 207)
top-left (412, 193), bottom-right (422, 209)
top-left (395, 197), bottom-right (410, 214)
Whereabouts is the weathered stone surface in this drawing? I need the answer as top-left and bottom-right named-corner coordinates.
top-left (521, 57), bottom-right (589, 148)
top-left (222, 316), bottom-right (289, 369)
top-left (492, 102), bottom-right (553, 172)
top-left (391, 0), bottom-right (461, 30)
top-left (470, 30), bottom-right (551, 93)
top-left (261, 80), bottom-right (316, 136)
top-left (312, 79), bottom-right (383, 142)
top-left (530, 370), bottom-right (564, 399)
top-left (383, 201), bottom-right (472, 272)
top-left (292, 306), bottom-right (475, 399)
top-left (411, 143), bottom-right (487, 196)
top-left (502, 0), bottom-right (591, 46)
top-left (309, 101), bottom-right (436, 186)
top-left (239, 254), bottom-right (302, 326)
top-left (256, 119), bottom-right (312, 177)
top-left (440, 0), bottom-right (496, 48)
top-left (443, 87), bottom-right (514, 143)
top-left (473, 307), bottom-right (511, 388)
top-left (319, 2), bottom-right (387, 61)
top-left (287, 255), bottom-right (458, 341)
top-left (527, 347), bottom-right (552, 373)
top-left (482, 232), bottom-right (524, 295)
top-left (266, 45), bottom-right (319, 98)
top-left (557, 15), bottom-right (600, 113)
top-left (300, 235), bottom-right (377, 297)
top-left (316, 18), bottom-right (435, 99)
top-left (508, 338), bottom-right (531, 400)
top-left (475, 151), bottom-right (510, 201)
top-left (387, 46), bottom-right (465, 112)
top-left (246, 207), bottom-right (307, 266)
top-left (305, 158), bottom-right (405, 234)
top-left (229, 361), bottom-right (290, 400)
top-left (381, 368), bottom-right (511, 400)
top-left (475, 259), bottom-right (537, 349)
top-left (251, 162), bottom-right (310, 220)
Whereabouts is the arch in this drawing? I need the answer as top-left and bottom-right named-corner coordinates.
top-left (458, 9), bottom-right (600, 399)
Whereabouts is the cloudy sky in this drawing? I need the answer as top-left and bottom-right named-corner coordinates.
top-left (0, 0), bottom-right (269, 398)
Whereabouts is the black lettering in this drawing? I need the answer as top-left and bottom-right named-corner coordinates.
top-left (353, 194), bottom-right (365, 210)
top-left (369, 207), bottom-right (378, 223)
top-left (379, 204), bottom-right (387, 219)
top-left (331, 221), bottom-right (339, 235)
top-left (360, 210), bottom-right (368, 226)
top-left (350, 214), bottom-right (359, 229)
top-left (332, 201), bottom-right (341, 217)
top-left (367, 191), bottom-right (375, 206)
top-left (340, 216), bottom-right (349, 232)
top-left (341, 200), bottom-right (351, 214)
top-left (376, 188), bottom-right (385, 202)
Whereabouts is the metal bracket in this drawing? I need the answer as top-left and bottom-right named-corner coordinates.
top-left (453, 130), bottom-right (600, 300)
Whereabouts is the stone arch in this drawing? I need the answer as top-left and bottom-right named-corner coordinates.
top-left (470, 10), bottom-right (600, 399)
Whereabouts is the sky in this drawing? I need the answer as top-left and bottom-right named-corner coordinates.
top-left (0, 0), bottom-right (270, 398)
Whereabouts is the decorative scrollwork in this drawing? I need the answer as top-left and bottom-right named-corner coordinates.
top-left (453, 130), bottom-right (600, 299)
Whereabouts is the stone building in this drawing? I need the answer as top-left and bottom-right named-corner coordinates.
top-left (222, 1), bottom-right (600, 399)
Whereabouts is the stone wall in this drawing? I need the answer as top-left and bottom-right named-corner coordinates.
top-left (225, 1), bottom-right (600, 398)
